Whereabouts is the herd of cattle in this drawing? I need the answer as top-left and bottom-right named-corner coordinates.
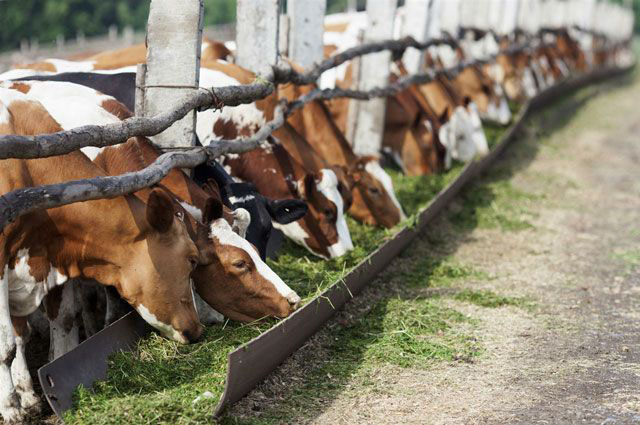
top-left (0, 9), bottom-right (633, 423)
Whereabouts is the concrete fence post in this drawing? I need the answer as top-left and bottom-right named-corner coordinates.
top-left (351, 0), bottom-right (397, 156)
top-left (236, 0), bottom-right (280, 73)
top-left (401, 0), bottom-right (430, 74)
top-left (139, 0), bottom-right (204, 149)
top-left (287, 0), bottom-right (327, 70)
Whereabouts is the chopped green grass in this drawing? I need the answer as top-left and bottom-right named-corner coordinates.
top-left (396, 255), bottom-right (490, 288)
top-left (65, 110), bottom-right (514, 424)
top-left (220, 297), bottom-right (480, 425)
top-left (451, 179), bottom-right (541, 231)
top-left (452, 289), bottom-right (530, 308)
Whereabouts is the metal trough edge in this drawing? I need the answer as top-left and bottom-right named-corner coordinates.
top-left (36, 64), bottom-right (633, 423)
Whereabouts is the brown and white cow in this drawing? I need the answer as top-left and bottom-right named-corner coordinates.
top-left (11, 37), bottom-right (232, 74)
top-left (0, 87), bottom-right (202, 423)
top-left (0, 55), bottom-right (354, 259)
top-left (275, 73), bottom-right (406, 226)
top-left (322, 28), bottom-right (488, 171)
top-left (196, 63), bottom-right (354, 259)
top-left (2, 80), bottom-right (302, 326)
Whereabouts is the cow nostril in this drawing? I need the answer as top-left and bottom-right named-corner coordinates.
top-left (182, 326), bottom-right (203, 343)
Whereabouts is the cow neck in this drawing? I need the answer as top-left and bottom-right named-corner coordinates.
top-left (392, 61), bottom-right (443, 131)
top-left (314, 100), bottom-right (357, 165)
top-left (435, 74), bottom-right (462, 106)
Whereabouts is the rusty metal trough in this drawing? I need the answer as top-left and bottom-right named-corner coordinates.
top-left (37, 64), bottom-right (634, 422)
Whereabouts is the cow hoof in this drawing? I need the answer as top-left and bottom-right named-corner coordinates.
top-left (19, 391), bottom-right (42, 414)
top-left (1, 405), bottom-right (27, 424)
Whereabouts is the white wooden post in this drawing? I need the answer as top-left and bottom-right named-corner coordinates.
top-left (487, 0), bottom-right (504, 34)
top-left (500, 0), bottom-right (520, 35)
top-left (350, 0), bottom-right (397, 157)
top-left (287, 0), bottom-right (327, 70)
top-left (236, 0), bottom-right (280, 73)
top-left (401, 0), bottom-right (431, 74)
top-left (141, 0), bottom-right (203, 149)
top-left (439, 0), bottom-right (461, 36)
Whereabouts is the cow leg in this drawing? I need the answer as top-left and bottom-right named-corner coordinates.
top-left (27, 306), bottom-right (49, 340)
top-left (45, 283), bottom-right (79, 361)
top-left (10, 317), bottom-right (40, 414)
top-left (0, 272), bottom-right (23, 423)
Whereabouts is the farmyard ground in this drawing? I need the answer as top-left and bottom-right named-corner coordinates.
top-left (220, 70), bottom-right (640, 424)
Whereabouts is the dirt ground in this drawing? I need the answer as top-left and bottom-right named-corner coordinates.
top-left (224, 71), bottom-right (640, 425)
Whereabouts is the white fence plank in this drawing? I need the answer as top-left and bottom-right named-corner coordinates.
top-left (288, 0), bottom-right (327, 70)
top-left (351, 0), bottom-right (397, 156)
top-left (143, 0), bottom-right (203, 149)
top-left (401, 0), bottom-right (431, 74)
top-left (236, 0), bottom-right (280, 72)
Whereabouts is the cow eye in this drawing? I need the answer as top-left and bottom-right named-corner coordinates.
top-left (233, 260), bottom-right (247, 269)
top-left (323, 208), bottom-right (335, 220)
top-left (176, 211), bottom-right (185, 222)
top-left (368, 187), bottom-right (381, 196)
top-left (189, 257), bottom-right (198, 271)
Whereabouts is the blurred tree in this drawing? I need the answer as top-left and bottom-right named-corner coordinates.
top-left (0, 0), bottom-right (237, 52)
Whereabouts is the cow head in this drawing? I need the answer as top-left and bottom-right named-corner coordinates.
top-left (191, 196), bottom-right (301, 321)
top-left (453, 67), bottom-right (511, 126)
top-left (115, 189), bottom-right (203, 344)
top-left (485, 83), bottom-right (512, 126)
top-left (465, 100), bottom-right (489, 158)
top-left (347, 157), bottom-right (406, 228)
top-left (276, 169), bottom-right (353, 259)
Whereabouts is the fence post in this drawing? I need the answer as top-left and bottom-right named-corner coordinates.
top-left (287, 0), bottom-right (326, 70)
top-left (236, 0), bottom-right (280, 73)
top-left (350, 0), bottom-right (397, 157)
top-left (140, 0), bottom-right (204, 149)
top-left (401, 0), bottom-right (430, 74)
top-left (500, 0), bottom-right (520, 35)
top-left (439, 0), bottom-right (460, 36)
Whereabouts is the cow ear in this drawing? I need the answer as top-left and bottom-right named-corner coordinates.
top-left (201, 178), bottom-right (221, 197)
top-left (203, 197), bottom-right (224, 224)
top-left (147, 188), bottom-right (174, 233)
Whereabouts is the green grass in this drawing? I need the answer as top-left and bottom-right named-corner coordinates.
top-left (64, 111), bottom-right (515, 424)
top-left (451, 179), bottom-right (541, 232)
top-left (220, 297), bottom-right (480, 425)
top-left (452, 289), bottom-right (530, 309)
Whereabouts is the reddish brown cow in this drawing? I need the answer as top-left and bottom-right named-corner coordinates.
top-left (3, 80), bottom-right (302, 325)
top-left (0, 87), bottom-right (202, 423)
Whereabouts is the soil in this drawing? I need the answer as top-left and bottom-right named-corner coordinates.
top-left (224, 71), bottom-right (640, 425)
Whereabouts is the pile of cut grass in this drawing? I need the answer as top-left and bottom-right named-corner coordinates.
top-left (64, 115), bottom-right (513, 424)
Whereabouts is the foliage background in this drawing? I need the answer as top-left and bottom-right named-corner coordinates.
top-left (0, 0), bottom-right (637, 52)
top-left (0, 0), bottom-right (361, 52)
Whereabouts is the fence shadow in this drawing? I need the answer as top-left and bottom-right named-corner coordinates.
top-left (218, 71), bottom-right (637, 424)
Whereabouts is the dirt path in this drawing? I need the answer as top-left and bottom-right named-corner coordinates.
top-left (223, 72), bottom-right (640, 425)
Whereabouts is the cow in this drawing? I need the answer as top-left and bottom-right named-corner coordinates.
top-left (425, 40), bottom-right (512, 125)
top-left (7, 71), bottom-right (308, 260)
top-left (262, 63), bottom-right (407, 226)
top-left (322, 23), bottom-right (489, 172)
top-left (196, 63), bottom-right (354, 259)
top-left (12, 37), bottom-right (232, 73)
top-left (0, 87), bottom-right (202, 423)
top-left (2, 80), bottom-right (302, 326)
top-left (4, 63), bottom-right (354, 259)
